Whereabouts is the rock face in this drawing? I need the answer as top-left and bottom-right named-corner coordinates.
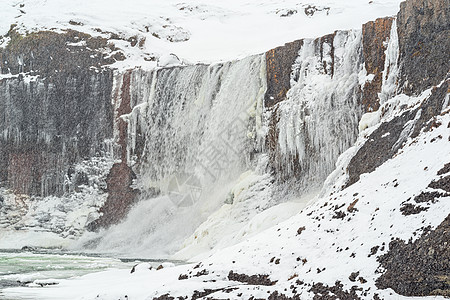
top-left (87, 162), bottom-right (138, 230)
top-left (88, 70), bottom-right (138, 230)
top-left (265, 39), bottom-right (303, 108)
top-left (0, 29), bottom-right (118, 197)
top-left (0, 73), bottom-right (114, 198)
top-left (346, 80), bottom-right (449, 188)
top-left (361, 17), bottom-right (394, 112)
top-left (0, 30), bottom-right (122, 234)
top-left (377, 214), bottom-right (450, 296)
top-left (397, 0), bottom-right (450, 95)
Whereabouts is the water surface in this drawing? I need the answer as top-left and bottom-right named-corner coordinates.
top-left (0, 248), bottom-right (175, 299)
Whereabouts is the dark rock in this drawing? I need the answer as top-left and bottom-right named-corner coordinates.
top-left (368, 246), bottom-right (379, 257)
top-left (193, 269), bottom-right (208, 277)
top-left (376, 214), bottom-right (450, 296)
top-left (410, 81), bottom-right (449, 138)
top-left (20, 246), bottom-right (36, 251)
top-left (130, 264), bottom-right (137, 273)
top-left (0, 28), bottom-right (121, 76)
top-left (345, 80), bottom-right (448, 188)
top-left (297, 226), bottom-right (306, 235)
top-left (397, 0), bottom-right (450, 95)
top-left (228, 270), bottom-right (277, 286)
top-left (191, 287), bottom-right (238, 300)
top-left (428, 175), bottom-right (450, 193)
top-left (279, 9), bottom-right (297, 17)
top-left (414, 191), bottom-right (448, 203)
top-left (268, 291), bottom-right (301, 299)
top-left (400, 203), bottom-right (429, 215)
top-left (309, 281), bottom-right (362, 300)
top-left (349, 271), bottom-right (360, 282)
top-left (304, 5), bottom-right (330, 17)
top-left (153, 294), bottom-right (174, 300)
top-left (437, 163), bottom-right (450, 175)
top-left (333, 211), bottom-right (346, 219)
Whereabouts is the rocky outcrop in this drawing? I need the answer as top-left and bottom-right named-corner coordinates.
top-left (0, 29), bottom-right (120, 197)
top-left (361, 17), bottom-right (394, 112)
top-left (346, 79), bottom-right (449, 187)
top-left (0, 27), bottom-right (123, 76)
top-left (87, 162), bottom-right (138, 230)
top-left (265, 39), bottom-right (303, 108)
top-left (397, 0), bottom-right (450, 95)
top-left (88, 70), bottom-right (139, 230)
top-left (376, 214), bottom-right (450, 296)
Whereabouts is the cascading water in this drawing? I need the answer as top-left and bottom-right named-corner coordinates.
top-left (84, 55), bottom-right (269, 257)
top-left (85, 29), bottom-right (368, 258)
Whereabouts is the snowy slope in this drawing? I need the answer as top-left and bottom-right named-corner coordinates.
top-left (1, 0), bottom-right (403, 67)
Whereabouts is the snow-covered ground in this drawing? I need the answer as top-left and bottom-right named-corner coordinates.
top-left (1, 0), bottom-right (403, 68)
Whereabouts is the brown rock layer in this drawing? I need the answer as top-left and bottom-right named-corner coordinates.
top-left (265, 40), bottom-right (303, 108)
top-left (361, 17), bottom-right (394, 112)
top-left (88, 70), bottom-right (138, 230)
top-left (89, 162), bottom-right (138, 230)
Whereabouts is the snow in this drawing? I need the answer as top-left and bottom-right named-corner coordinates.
top-left (156, 53), bottom-right (183, 68)
top-left (0, 0), bottom-right (404, 67)
top-left (359, 110), bottom-right (381, 132)
top-left (0, 154), bottom-right (114, 247)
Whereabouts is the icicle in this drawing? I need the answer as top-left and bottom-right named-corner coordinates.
top-left (275, 30), bottom-right (364, 191)
top-left (379, 19), bottom-right (400, 103)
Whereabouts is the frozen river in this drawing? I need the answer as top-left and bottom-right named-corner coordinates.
top-left (0, 249), bottom-right (177, 299)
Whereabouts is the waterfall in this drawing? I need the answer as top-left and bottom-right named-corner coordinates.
top-left (87, 55), bottom-right (268, 256)
top-left (87, 30), bottom-right (367, 257)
